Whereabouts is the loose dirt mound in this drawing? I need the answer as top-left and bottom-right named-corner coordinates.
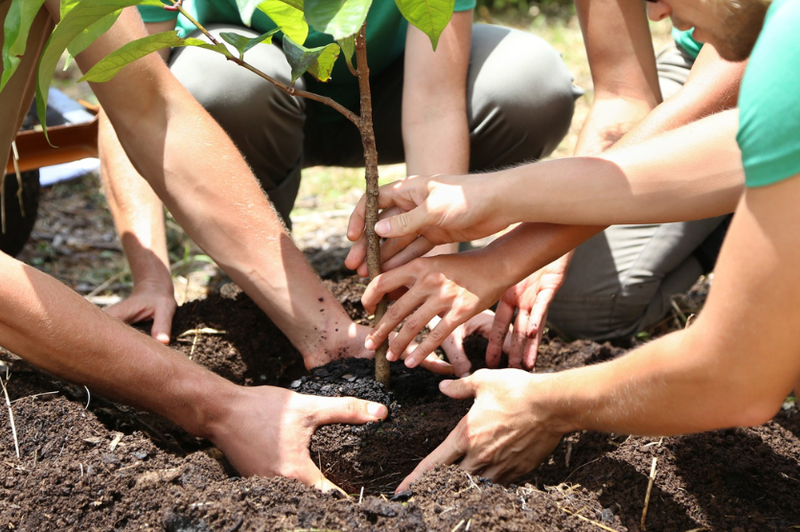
top-left (2, 279), bottom-right (799, 531)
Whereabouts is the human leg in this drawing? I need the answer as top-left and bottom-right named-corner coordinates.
top-left (168, 26), bottom-right (306, 225)
top-left (548, 217), bottom-right (728, 340)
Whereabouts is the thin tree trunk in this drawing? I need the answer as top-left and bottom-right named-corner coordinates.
top-left (354, 23), bottom-right (390, 387)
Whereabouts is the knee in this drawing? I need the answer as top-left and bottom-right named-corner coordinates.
top-left (468, 26), bottom-right (581, 165)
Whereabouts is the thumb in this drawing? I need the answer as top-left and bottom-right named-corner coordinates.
top-left (312, 396), bottom-right (388, 427)
top-left (439, 376), bottom-right (477, 400)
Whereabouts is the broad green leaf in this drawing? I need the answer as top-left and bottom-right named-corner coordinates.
top-left (395, 0), bottom-right (455, 50)
top-left (35, 0), bottom-right (165, 143)
top-left (282, 36), bottom-right (339, 84)
top-left (220, 28), bottom-right (279, 59)
top-left (257, 0), bottom-right (308, 44)
top-left (305, 0), bottom-right (371, 41)
top-left (337, 35), bottom-right (356, 74)
top-left (79, 32), bottom-right (230, 83)
top-left (1, 0), bottom-right (46, 92)
top-left (64, 10), bottom-right (122, 70)
top-left (306, 43), bottom-right (340, 82)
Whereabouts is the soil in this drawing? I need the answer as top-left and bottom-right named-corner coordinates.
top-left (2, 276), bottom-right (800, 532)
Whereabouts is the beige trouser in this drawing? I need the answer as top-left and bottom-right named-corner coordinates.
top-left (0, 1), bottom-right (54, 174)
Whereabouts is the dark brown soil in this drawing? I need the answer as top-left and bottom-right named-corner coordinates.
top-left (2, 277), bottom-right (800, 531)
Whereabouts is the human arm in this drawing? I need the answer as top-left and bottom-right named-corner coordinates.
top-left (52, 4), bottom-right (388, 368)
top-left (0, 252), bottom-right (387, 491)
top-left (399, 175), bottom-right (800, 489)
top-left (98, 19), bottom-right (178, 343)
top-left (573, 0), bottom-right (661, 155)
top-left (402, 10), bottom-right (471, 178)
top-left (348, 109), bottom-right (744, 251)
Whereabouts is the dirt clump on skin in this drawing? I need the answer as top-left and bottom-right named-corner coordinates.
top-left (2, 277), bottom-right (800, 531)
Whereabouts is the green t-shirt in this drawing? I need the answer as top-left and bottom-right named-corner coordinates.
top-left (139, 0), bottom-right (475, 119)
top-left (671, 27), bottom-right (702, 59)
top-left (736, 0), bottom-right (800, 188)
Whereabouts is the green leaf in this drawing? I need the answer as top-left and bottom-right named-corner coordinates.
top-left (306, 42), bottom-right (340, 82)
top-left (305, 0), bottom-right (371, 41)
top-left (394, 0), bottom-right (455, 50)
top-left (79, 31), bottom-right (231, 83)
top-left (1, 0), bottom-right (46, 92)
top-left (257, 0), bottom-right (308, 44)
top-left (35, 0), bottom-right (164, 143)
top-left (220, 28), bottom-right (279, 59)
top-left (64, 10), bottom-right (122, 70)
top-left (337, 35), bottom-right (355, 73)
top-left (282, 36), bottom-right (339, 83)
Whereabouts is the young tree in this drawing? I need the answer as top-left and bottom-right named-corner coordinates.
top-left (3, 0), bottom-right (456, 385)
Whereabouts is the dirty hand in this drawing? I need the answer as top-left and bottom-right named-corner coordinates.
top-left (488, 255), bottom-right (571, 370)
top-left (303, 321), bottom-right (454, 376)
top-left (397, 369), bottom-right (562, 491)
top-left (362, 250), bottom-right (512, 370)
top-left (436, 311), bottom-right (509, 378)
top-left (104, 277), bottom-right (177, 344)
top-left (346, 174), bottom-right (511, 273)
top-left (211, 385), bottom-right (388, 493)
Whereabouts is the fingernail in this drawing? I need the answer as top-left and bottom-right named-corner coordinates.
top-left (375, 220), bottom-right (390, 235)
top-left (368, 403), bottom-right (387, 418)
top-left (386, 349), bottom-right (396, 361)
top-left (365, 338), bottom-right (376, 350)
top-left (440, 379), bottom-right (452, 390)
top-left (405, 357), bottom-right (417, 368)
top-left (458, 372), bottom-right (471, 378)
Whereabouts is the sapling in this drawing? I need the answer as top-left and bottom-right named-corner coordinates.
top-left (3, 0), bottom-right (456, 386)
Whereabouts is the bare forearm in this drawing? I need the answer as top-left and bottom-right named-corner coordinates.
top-left (614, 46), bottom-right (746, 149)
top-left (0, 254), bottom-right (232, 437)
top-left (402, 12), bottom-right (471, 176)
top-left (98, 109), bottom-right (171, 286)
top-left (490, 109), bottom-right (743, 226)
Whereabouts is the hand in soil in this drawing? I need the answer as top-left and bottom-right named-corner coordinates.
top-left (437, 310), bottom-right (502, 377)
top-left (104, 277), bottom-right (177, 344)
top-left (397, 369), bottom-right (562, 492)
top-left (210, 385), bottom-right (388, 493)
top-left (489, 256), bottom-right (570, 370)
top-left (362, 252), bottom-right (508, 369)
top-left (304, 322), bottom-right (454, 375)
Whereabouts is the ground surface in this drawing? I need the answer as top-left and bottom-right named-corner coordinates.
top-left (2, 275), bottom-right (800, 531)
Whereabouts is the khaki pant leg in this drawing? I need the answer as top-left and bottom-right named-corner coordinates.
top-left (0, 2), bottom-right (54, 172)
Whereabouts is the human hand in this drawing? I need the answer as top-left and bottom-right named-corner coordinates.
top-left (104, 277), bottom-right (177, 344)
top-left (303, 321), bottom-right (454, 376)
top-left (488, 255), bottom-right (571, 370)
top-left (397, 369), bottom-right (562, 491)
top-left (210, 385), bottom-right (388, 493)
top-left (436, 311), bottom-right (510, 378)
top-left (362, 250), bottom-right (512, 370)
top-left (346, 174), bottom-right (511, 274)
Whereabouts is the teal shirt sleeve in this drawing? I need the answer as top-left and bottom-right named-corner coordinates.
top-left (736, 0), bottom-right (800, 188)
top-left (454, 0), bottom-right (476, 10)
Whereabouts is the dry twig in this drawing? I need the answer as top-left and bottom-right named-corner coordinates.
top-left (640, 457), bottom-right (658, 530)
top-left (1, 374), bottom-right (20, 459)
